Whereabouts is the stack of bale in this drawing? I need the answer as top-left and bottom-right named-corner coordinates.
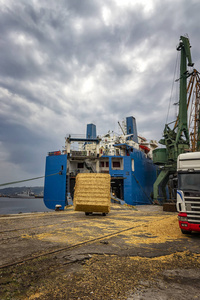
top-left (74, 173), bottom-right (111, 214)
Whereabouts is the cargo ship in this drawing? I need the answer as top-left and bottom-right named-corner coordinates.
top-left (44, 116), bottom-right (158, 210)
top-left (12, 189), bottom-right (35, 199)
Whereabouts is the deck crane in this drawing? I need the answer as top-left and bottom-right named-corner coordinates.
top-left (153, 35), bottom-right (194, 202)
top-left (187, 69), bottom-right (200, 151)
top-left (173, 69), bottom-right (200, 151)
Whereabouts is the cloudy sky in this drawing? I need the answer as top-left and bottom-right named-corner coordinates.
top-left (1, 0), bottom-right (200, 187)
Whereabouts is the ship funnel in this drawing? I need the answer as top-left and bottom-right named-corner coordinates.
top-left (126, 116), bottom-right (138, 143)
top-left (86, 123), bottom-right (97, 139)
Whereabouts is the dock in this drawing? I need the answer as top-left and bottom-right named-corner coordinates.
top-left (1, 204), bottom-right (200, 299)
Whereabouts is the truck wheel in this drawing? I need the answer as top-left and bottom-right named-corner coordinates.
top-left (181, 229), bottom-right (192, 234)
top-left (85, 212), bottom-right (90, 216)
top-left (102, 213), bottom-right (106, 216)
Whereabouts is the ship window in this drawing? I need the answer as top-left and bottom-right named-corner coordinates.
top-left (77, 162), bottom-right (84, 168)
top-left (113, 161), bottom-right (120, 168)
top-left (112, 158), bottom-right (123, 170)
top-left (61, 165), bottom-right (64, 171)
top-left (100, 161), bottom-right (104, 167)
top-left (100, 161), bottom-right (109, 168)
top-left (132, 159), bottom-right (134, 171)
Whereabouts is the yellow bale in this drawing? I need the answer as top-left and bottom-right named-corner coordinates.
top-left (74, 173), bottom-right (111, 213)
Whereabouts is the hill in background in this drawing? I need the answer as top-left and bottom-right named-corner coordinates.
top-left (0, 186), bottom-right (44, 196)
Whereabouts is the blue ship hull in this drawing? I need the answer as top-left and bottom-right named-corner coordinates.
top-left (44, 116), bottom-right (158, 210)
top-left (44, 148), bottom-right (157, 210)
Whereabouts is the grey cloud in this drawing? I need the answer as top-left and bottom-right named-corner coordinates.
top-left (0, 114), bottom-right (60, 174)
top-left (1, 0), bottom-right (200, 185)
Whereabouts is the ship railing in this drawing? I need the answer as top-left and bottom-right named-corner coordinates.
top-left (70, 150), bottom-right (98, 157)
top-left (70, 150), bottom-right (87, 157)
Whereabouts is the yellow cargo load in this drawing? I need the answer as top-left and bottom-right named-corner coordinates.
top-left (74, 173), bottom-right (111, 214)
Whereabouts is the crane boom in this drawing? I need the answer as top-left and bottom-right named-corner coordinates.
top-left (176, 36), bottom-right (194, 144)
top-left (153, 35), bottom-right (194, 202)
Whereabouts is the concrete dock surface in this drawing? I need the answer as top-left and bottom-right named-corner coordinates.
top-left (1, 204), bottom-right (200, 299)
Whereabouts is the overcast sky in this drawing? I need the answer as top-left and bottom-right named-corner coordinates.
top-left (1, 0), bottom-right (200, 187)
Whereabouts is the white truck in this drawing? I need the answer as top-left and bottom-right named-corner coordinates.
top-left (177, 152), bottom-right (200, 234)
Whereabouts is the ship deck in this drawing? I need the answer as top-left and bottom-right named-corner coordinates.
top-left (1, 204), bottom-right (200, 299)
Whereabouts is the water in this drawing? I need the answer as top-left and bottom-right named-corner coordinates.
top-left (0, 197), bottom-right (53, 215)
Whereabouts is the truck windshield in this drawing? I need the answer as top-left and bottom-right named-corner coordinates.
top-left (178, 172), bottom-right (200, 191)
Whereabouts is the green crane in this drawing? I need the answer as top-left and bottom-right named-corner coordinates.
top-left (153, 35), bottom-right (194, 202)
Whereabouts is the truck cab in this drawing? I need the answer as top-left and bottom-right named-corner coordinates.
top-left (177, 152), bottom-right (200, 233)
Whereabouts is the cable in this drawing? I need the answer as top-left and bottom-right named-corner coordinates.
top-left (0, 172), bottom-right (60, 187)
top-left (166, 51), bottom-right (179, 125)
top-left (132, 173), bottom-right (153, 204)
